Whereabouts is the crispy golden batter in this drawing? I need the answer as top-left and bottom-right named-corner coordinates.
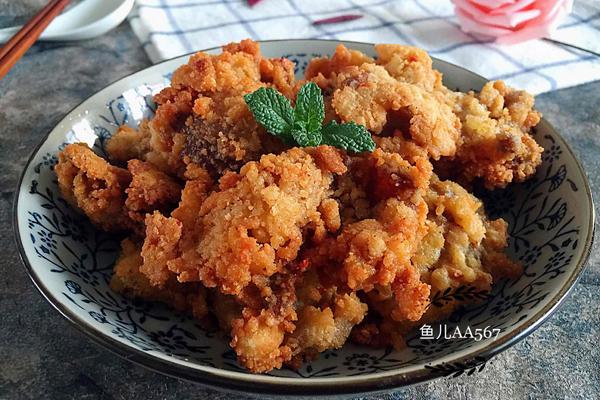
top-left (231, 308), bottom-right (294, 373)
top-left (438, 81), bottom-right (543, 188)
top-left (287, 292), bottom-right (367, 362)
top-left (170, 147), bottom-right (343, 295)
top-left (56, 40), bottom-right (538, 374)
top-left (106, 124), bottom-right (150, 164)
top-left (55, 143), bottom-right (132, 231)
top-left (171, 39), bottom-right (293, 176)
top-left (140, 211), bottom-right (182, 287)
top-left (332, 63), bottom-right (461, 159)
top-left (412, 176), bottom-right (520, 321)
top-left (125, 159), bottom-right (181, 224)
top-left (110, 238), bottom-right (208, 320)
top-left (305, 44), bottom-right (375, 85)
top-left (230, 274), bottom-right (298, 373)
top-left (375, 44), bottom-right (442, 91)
top-left (311, 150), bottom-right (433, 325)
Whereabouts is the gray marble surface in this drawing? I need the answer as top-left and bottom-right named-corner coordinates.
top-left (0, 23), bottom-right (598, 400)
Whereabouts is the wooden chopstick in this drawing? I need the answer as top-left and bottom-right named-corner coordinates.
top-left (0, 0), bottom-right (70, 80)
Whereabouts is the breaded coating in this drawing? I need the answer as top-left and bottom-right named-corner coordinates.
top-left (288, 293), bottom-right (367, 360)
top-left (170, 147), bottom-right (343, 295)
top-left (140, 211), bottom-right (182, 287)
top-left (145, 87), bottom-right (194, 175)
top-left (332, 63), bottom-right (461, 159)
top-left (125, 159), bottom-right (181, 224)
top-left (172, 39), bottom-right (293, 176)
top-left (55, 143), bottom-right (132, 231)
top-left (106, 124), bottom-right (150, 164)
top-left (439, 80), bottom-right (543, 188)
top-left (305, 44), bottom-right (375, 85)
top-left (231, 308), bottom-right (294, 373)
top-left (375, 44), bottom-right (442, 91)
top-left (406, 175), bottom-right (496, 295)
top-left (230, 273), bottom-right (298, 373)
top-left (110, 238), bottom-right (208, 320)
top-left (164, 163), bottom-right (214, 284)
top-left (170, 161), bottom-right (213, 230)
top-left (361, 148), bottom-right (433, 203)
top-left (481, 218), bottom-right (522, 280)
top-left (309, 150), bottom-right (432, 323)
top-left (413, 176), bottom-right (521, 320)
top-left (373, 135), bottom-right (429, 164)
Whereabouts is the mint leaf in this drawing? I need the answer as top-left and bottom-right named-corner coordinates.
top-left (244, 83), bottom-right (375, 153)
top-left (294, 82), bottom-right (324, 134)
top-left (321, 121), bottom-right (376, 153)
top-left (244, 87), bottom-right (294, 141)
top-left (291, 122), bottom-right (322, 147)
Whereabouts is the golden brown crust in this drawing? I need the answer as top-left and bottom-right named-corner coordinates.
top-left (125, 159), bottom-right (181, 224)
top-left (110, 238), bottom-right (208, 319)
top-left (140, 211), bottom-right (182, 287)
top-left (106, 124), bottom-right (150, 164)
top-left (375, 44), bottom-right (442, 91)
top-left (332, 64), bottom-right (461, 159)
top-left (172, 147), bottom-right (341, 295)
top-left (56, 40), bottom-right (537, 373)
top-left (55, 143), bottom-right (132, 231)
top-left (438, 80), bottom-right (543, 188)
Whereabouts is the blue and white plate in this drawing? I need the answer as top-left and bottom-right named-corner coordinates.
top-left (13, 40), bottom-right (594, 397)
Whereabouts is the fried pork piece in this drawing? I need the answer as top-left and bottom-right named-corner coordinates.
top-left (110, 238), bottom-right (208, 320)
top-left (106, 124), bottom-right (150, 164)
top-left (106, 88), bottom-right (192, 177)
top-left (55, 143), bottom-right (132, 231)
top-left (355, 175), bottom-right (521, 350)
top-left (311, 150), bottom-right (433, 324)
top-left (374, 44), bottom-right (442, 91)
top-left (140, 211), bottom-right (182, 287)
top-left (145, 87), bottom-right (195, 176)
top-left (439, 80), bottom-right (543, 189)
top-left (230, 273), bottom-right (299, 373)
top-left (332, 63), bottom-right (461, 159)
top-left (231, 308), bottom-right (294, 373)
top-left (270, 268), bottom-right (368, 369)
top-left (305, 44), bottom-right (375, 85)
top-left (165, 162), bottom-right (214, 282)
top-left (169, 147), bottom-right (345, 295)
top-left (326, 199), bottom-right (431, 323)
top-left (106, 39), bottom-right (295, 179)
top-left (287, 291), bottom-right (367, 365)
top-left (174, 39), bottom-right (293, 176)
top-left (125, 159), bottom-right (181, 224)
top-left (170, 160), bottom-right (214, 230)
top-left (136, 163), bottom-right (212, 291)
top-left (413, 175), bottom-right (521, 318)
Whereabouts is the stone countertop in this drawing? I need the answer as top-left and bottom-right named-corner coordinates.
top-left (0, 23), bottom-right (598, 400)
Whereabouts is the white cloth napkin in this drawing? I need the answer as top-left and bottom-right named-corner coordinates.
top-left (129, 0), bottom-right (600, 94)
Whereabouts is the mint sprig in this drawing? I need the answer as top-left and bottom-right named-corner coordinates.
top-left (243, 86), bottom-right (295, 145)
top-left (321, 121), bottom-right (376, 153)
top-left (243, 82), bottom-right (375, 153)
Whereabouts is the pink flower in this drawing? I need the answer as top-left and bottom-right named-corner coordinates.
top-left (451, 0), bottom-right (573, 45)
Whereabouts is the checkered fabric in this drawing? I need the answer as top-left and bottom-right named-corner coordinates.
top-left (129, 0), bottom-right (600, 93)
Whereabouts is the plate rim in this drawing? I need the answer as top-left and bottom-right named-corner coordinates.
top-left (12, 38), bottom-right (596, 396)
